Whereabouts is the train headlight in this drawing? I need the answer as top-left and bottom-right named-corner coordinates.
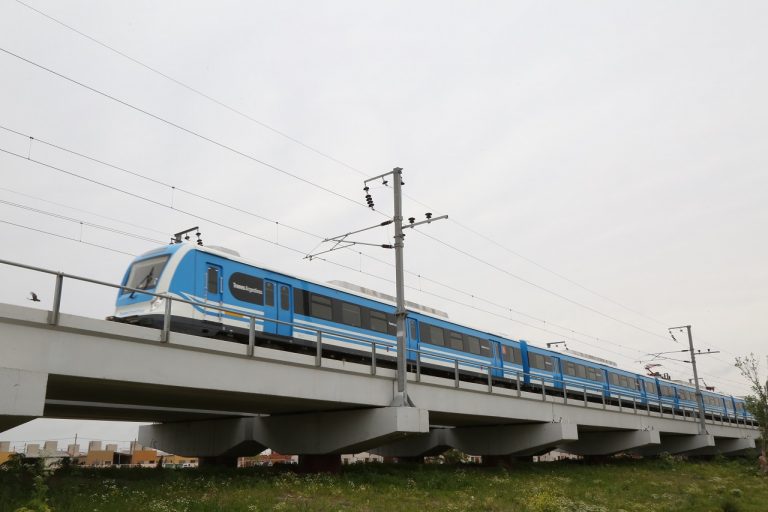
top-left (149, 296), bottom-right (164, 312)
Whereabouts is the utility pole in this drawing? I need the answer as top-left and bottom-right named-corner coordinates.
top-left (391, 170), bottom-right (408, 405)
top-left (308, 167), bottom-right (447, 407)
top-left (670, 325), bottom-right (707, 434)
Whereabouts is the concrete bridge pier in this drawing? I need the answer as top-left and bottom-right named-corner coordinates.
top-left (139, 406), bottom-right (429, 469)
top-left (559, 429), bottom-right (661, 457)
top-left (0, 368), bottom-right (47, 433)
top-left (685, 437), bottom-right (756, 457)
top-left (372, 422), bottom-right (579, 462)
top-left (634, 433), bottom-right (716, 457)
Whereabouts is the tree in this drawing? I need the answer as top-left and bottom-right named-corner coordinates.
top-left (734, 354), bottom-right (768, 459)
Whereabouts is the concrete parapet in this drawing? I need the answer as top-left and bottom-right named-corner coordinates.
top-left (139, 407), bottom-right (429, 458)
top-left (560, 429), bottom-right (661, 456)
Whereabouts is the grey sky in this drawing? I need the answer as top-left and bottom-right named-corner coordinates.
top-left (1, 0), bottom-right (766, 450)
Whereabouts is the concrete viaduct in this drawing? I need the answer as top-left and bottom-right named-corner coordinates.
top-left (0, 303), bottom-right (759, 468)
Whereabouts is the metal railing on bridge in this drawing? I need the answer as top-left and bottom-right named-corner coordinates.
top-left (0, 258), bottom-right (757, 431)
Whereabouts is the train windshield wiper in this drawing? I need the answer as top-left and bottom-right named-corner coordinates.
top-left (129, 268), bottom-right (154, 298)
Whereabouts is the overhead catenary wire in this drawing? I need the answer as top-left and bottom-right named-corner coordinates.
top-left (0, 46), bottom-right (369, 211)
top-left (0, 185), bottom-right (167, 236)
top-left (0, 137), bottom-right (663, 359)
top-left (0, 46), bottom-right (741, 368)
top-left (0, 110), bottom-right (673, 348)
top-left (4, 7), bottom-right (739, 361)
top-left (0, 146), bottom-right (658, 356)
top-left (0, 198), bottom-right (166, 245)
top-left (415, 229), bottom-right (670, 341)
top-left (0, 131), bottom-right (742, 388)
top-left (0, 148), bottom-right (748, 392)
top-left (0, 218), bottom-right (136, 257)
top-left (0, 124), bottom-right (665, 354)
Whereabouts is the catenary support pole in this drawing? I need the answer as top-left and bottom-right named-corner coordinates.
top-left (392, 167), bottom-right (409, 406)
top-left (684, 325), bottom-right (708, 434)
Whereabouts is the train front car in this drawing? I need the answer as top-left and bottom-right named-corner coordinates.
top-left (111, 244), bottom-right (191, 330)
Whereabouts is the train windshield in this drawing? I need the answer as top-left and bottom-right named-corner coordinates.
top-left (122, 255), bottom-right (170, 295)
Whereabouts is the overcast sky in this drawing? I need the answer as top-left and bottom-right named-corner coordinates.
top-left (1, 0), bottom-right (766, 452)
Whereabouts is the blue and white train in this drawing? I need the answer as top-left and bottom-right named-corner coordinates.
top-left (110, 242), bottom-right (755, 424)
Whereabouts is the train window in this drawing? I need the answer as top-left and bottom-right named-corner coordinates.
top-left (207, 267), bottom-right (219, 294)
top-left (575, 364), bottom-right (587, 380)
top-left (387, 314), bottom-right (397, 336)
top-left (586, 367), bottom-right (603, 382)
top-left (341, 302), bottom-right (361, 327)
top-left (645, 381), bottom-right (657, 395)
top-left (501, 346), bottom-right (522, 364)
top-left (370, 310), bottom-right (388, 333)
top-left (609, 373), bottom-right (619, 386)
top-left (293, 289), bottom-right (308, 314)
top-left (619, 375), bottom-right (630, 388)
top-left (264, 282), bottom-right (274, 307)
top-left (427, 325), bottom-right (445, 346)
top-left (466, 336), bottom-right (481, 355)
top-left (563, 361), bottom-right (575, 376)
top-left (479, 339), bottom-right (492, 357)
top-left (660, 385), bottom-right (675, 398)
top-left (409, 320), bottom-right (418, 340)
top-left (530, 353), bottom-right (553, 371)
top-left (228, 273), bottom-right (264, 305)
top-left (310, 294), bottom-right (333, 321)
top-left (123, 255), bottom-right (170, 294)
top-left (280, 286), bottom-right (290, 310)
top-left (448, 331), bottom-right (464, 351)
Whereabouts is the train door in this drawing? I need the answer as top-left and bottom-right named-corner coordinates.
top-left (490, 340), bottom-right (504, 378)
top-left (276, 283), bottom-right (293, 337)
top-left (262, 280), bottom-right (277, 334)
top-left (551, 356), bottom-right (563, 389)
top-left (263, 280), bottom-right (293, 336)
top-left (407, 318), bottom-right (419, 360)
top-left (204, 263), bottom-right (223, 322)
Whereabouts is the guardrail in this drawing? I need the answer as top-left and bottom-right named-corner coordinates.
top-left (0, 258), bottom-right (757, 430)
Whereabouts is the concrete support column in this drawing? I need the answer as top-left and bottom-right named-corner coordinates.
top-left (451, 422), bottom-right (579, 456)
top-left (687, 437), bottom-right (756, 457)
top-left (139, 407), bottom-right (429, 460)
top-left (560, 430), bottom-right (661, 457)
top-left (373, 423), bottom-right (579, 459)
top-left (634, 433), bottom-right (716, 457)
top-left (0, 368), bottom-right (47, 433)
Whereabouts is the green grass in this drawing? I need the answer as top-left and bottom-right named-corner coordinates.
top-left (1, 457), bottom-right (767, 512)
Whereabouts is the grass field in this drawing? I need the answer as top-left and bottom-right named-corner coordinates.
top-left (1, 456), bottom-right (766, 512)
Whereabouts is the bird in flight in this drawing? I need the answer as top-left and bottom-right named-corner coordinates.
top-left (28, 292), bottom-right (41, 302)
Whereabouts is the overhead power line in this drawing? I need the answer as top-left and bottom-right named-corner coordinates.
top-left (0, 146), bottom-right (655, 357)
top-left (0, 124), bottom-right (663, 353)
top-left (0, 185), bottom-right (167, 236)
top-left (0, 46), bottom-right (367, 211)
top-left (0, 9), bottom-right (676, 338)
top-left (0, 198), bottom-right (165, 245)
top-left (13, 0), bottom-right (367, 179)
top-left (0, 46), bottom-right (735, 358)
top-left (0, 218), bottom-right (136, 257)
top-left (0, 147), bottom-right (747, 392)
top-left (416, 230), bottom-right (670, 341)
top-left (10, 5), bottom-right (739, 368)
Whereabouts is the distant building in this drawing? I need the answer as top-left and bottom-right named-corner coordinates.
top-left (341, 452), bottom-right (383, 464)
